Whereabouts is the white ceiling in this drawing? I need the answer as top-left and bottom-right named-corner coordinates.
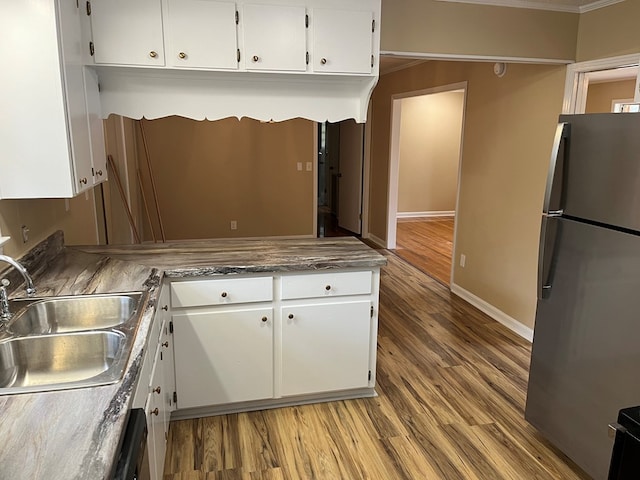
top-left (435, 0), bottom-right (625, 13)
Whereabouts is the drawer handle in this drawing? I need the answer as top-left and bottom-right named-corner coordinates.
top-left (320, 58), bottom-right (327, 65)
top-left (151, 408), bottom-right (159, 416)
top-left (325, 285), bottom-right (332, 291)
top-left (221, 292), bottom-right (228, 298)
top-left (252, 55), bottom-right (259, 62)
top-left (288, 313), bottom-right (294, 320)
top-left (261, 316), bottom-right (268, 323)
top-left (162, 305), bottom-right (168, 311)
top-left (161, 341), bottom-right (169, 348)
top-left (178, 52), bottom-right (187, 59)
top-left (149, 51), bottom-right (158, 58)
top-left (153, 386), bottom-right (161, 394)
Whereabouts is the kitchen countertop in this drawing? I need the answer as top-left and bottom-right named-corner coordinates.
top-left (0, 233), bottom-right (385, 480)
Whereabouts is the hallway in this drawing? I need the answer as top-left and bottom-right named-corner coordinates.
top-left (394, 217), bottom-right (454, 286)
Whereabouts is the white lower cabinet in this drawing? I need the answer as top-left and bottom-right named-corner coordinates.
top-left (281, 300), bottom-right (372, 397)
top-left (132, 284), bottom-right (174, 480)
top-left (170, 268), bottom-right (379, 413)
top-left (173, 307), bottom-right (274, 409)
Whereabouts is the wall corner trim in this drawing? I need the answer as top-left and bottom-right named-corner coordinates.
top-left (365, 233), bottom-right (387, 249)
top-left (450, 283), bottom-right (534, 342)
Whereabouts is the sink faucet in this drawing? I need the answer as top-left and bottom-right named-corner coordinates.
top-left (0, 255), bottom-right (36, 321)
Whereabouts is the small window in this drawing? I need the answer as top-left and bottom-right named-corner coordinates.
top-left (612, 98), bottom-right (640, 113)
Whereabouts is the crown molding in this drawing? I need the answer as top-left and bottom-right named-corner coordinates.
top-left (435, 0), bottom-right (625, 14)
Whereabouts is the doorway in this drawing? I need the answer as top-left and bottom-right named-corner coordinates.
top-left (317, 120), bottom-right (365, 237)
top-left (387, 82), bottom-right (467, 286)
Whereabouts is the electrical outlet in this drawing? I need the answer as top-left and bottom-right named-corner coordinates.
top-left (21, 225), bottom-right (29, 244)
top-left (306, 162), bottom-right (312, 171)
top-left (460, 254), bottom-right (466, 268)
top-left (297, 162), bottom-right (302, 171)
top-left (230, 221), bottom-right (237, 230)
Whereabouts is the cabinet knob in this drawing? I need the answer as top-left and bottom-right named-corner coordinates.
top-left (320, 58), bottom-right (327, 65)
top-left (288, 313), bottom-right (294, 320)
top-left (252, 55), bottom-right (259, 62)
top-left (151, 407), bottom-right (159, 416)
top-left (325, 285), bottom-right (332, 291)
top-left (261, 316), bottom-right (268, 323)
top-left (162, 305), bottom-right (168, 311)
top-left (149, 51), bottom-right (158, 58)
top-left (221, 291), bottom-right (228, 298)
top-left (153, 386), bottom-right (161, 394)
top-left (162, 341), bottom-right (169, 348)
top-left (79, 177), bottom-right (88, 185)
top-left (178, 52), bottom-right (187, 59)
top-left (96, 170), bottom-right (103, 176)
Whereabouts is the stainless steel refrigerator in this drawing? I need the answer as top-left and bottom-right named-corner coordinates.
top-left (526, 113), bottom-right (640, 480)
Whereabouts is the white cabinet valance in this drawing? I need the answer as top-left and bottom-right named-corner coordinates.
top-left (85, 0), bottom-right (381, 123)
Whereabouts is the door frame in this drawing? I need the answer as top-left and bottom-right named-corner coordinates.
top-left (386, 82), bottom-right (467, 281)
top-left (563, 53), bottom-right (640, 114)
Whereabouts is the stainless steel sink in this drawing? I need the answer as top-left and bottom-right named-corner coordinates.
top-left (7, 293), bottom-right (142, 335)
top-left (0, 291), bottom-right (146, 395)
top-left (0, 331), bottom-right (128, 394)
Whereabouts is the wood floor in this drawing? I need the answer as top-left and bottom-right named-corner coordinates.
top-left (395, 218), bottom-right (454, 286)
top-left (163, 252), bottom-right (590, 480)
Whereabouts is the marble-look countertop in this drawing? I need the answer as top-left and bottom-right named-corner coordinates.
top-left (76, 236), bottom-right (387, 276)
top-left (0, 233), bottom-right (385, 480)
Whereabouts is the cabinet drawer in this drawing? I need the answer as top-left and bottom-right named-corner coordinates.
top-left (171, 277), bottom-right (273, 307)
top-left (281, 271), bottom-right (372, 300)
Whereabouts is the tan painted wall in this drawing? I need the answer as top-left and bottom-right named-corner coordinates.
top-left (398, 91), bottom-right (463, 213)
top-left (576, 1), bottom-right (640, 62)
top-left (369, 61), bottom-right (567, 328)
top-left (381, 0), bottom-right (578, 61)
top-left (585, 79), bottom-right (637, 113)
top-left (135, 117), bottom-right (315, 240)
top-left (0, 194), bottom-right (99, 258)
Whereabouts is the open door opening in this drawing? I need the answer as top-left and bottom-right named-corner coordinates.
top-left (317, 120), bottom-right (364, 237)
top-left (387, 83), bottom-right (467, 286)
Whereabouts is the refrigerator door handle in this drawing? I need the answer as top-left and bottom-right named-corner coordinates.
top-left (537, 216), bottom-right (559, 299)
top-left (543, 122), bottom-right (570, 216)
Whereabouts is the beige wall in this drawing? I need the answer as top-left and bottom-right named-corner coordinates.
top-left (585, 79), bottom-right (637, 113)
top-left (369, 61), bottom-right (567, 328)
top-left (135, 117), bottom-right (315, 240)
top-left (0, 194), bottom-right (99, 258)
top-left (398, 91), bottom-right (463, 213)
top-left (576, 1), bottom-right (640, 62)
top-left (381, 0), bottom-right (578, 61)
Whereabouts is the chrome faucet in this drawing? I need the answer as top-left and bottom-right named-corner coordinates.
top-left (0, 255), bottom-right (36, 321)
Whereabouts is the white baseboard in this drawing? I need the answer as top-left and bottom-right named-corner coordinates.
top-left (397, 211), bottom-right (455, 219)
top-left (450, 283), bottom-right (534, 343)
top-left (365, 233), bottom-right (386, 249)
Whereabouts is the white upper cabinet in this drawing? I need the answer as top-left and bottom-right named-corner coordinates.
top-left (312, 8), bottom-right (373, 74)
top-left (164, 0), bottom-right (239, 70)
top-left (0, 0), bottom-right (106, 199)
top-left (242, 4), bottom-right (307, 72)
top-left (89, 0), bottom-right (165, 66)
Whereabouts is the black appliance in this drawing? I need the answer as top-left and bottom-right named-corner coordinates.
top-left (112, 408), bottom-right (150, 480)
top-left (609, 406), bottom-right (640, 480)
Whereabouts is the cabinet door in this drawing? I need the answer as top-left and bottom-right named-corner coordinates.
top-left (312, 9), bottom-right (373, 74)
top-left (242, 4), bottom-right (306, 71)
top-left (281, 300), bottom-right (371, 396)
top-left (173, 307), bottom-right (273, 408)
top-left (164, 0), bottom-right (238, 70)
top-left (146, 343), bottom-right (167, 480)
top-left (83, 67), bottom-right (107, 187)
top-left (90, 0), bottom-right (165, 66)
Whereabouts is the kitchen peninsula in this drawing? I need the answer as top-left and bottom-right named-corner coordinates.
top-left (0, 232), bottom-right (385, 479)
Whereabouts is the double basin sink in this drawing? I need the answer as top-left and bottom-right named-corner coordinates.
top-left (0, 292), bottom-right (145, 395)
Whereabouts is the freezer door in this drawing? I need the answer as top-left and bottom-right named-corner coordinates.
top-left (526, 216), bottom-right (640, 480)
top-left (553, 113), bottom-right (640, 231)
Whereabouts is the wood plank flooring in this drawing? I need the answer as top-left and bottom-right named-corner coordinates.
top-left (395, 218), bottom-right (454, 286)
top-left (163, 252), bottom-right (590, 480)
